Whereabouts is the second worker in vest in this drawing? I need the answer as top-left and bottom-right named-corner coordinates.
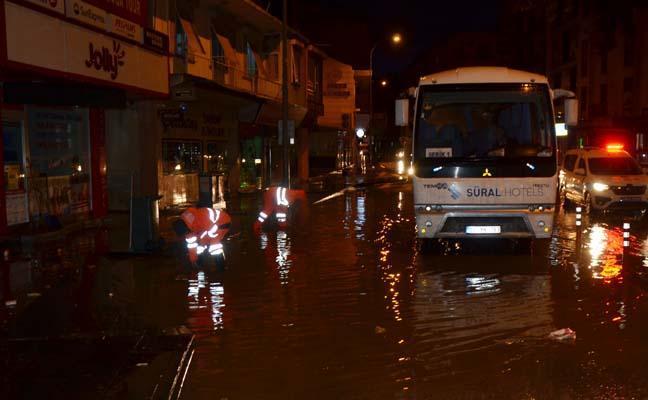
top-left (254, 186), bottom-right (306, 232)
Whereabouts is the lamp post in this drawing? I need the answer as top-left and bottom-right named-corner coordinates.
top-left (368, 33), bottom-right (402, 167)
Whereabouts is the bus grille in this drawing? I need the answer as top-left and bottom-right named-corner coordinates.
top-left (611, 185), bottom-right (646, 195)
top-left (440, 217), bottom-right (530, 234)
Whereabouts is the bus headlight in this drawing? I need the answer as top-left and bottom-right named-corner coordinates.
top-left (592, 182), bottom-right (609, 192)
top-left (397, 160), bottom-right (405, 174)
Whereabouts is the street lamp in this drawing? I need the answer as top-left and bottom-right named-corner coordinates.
top-left (380, 80), bottom-right (388, 87)
top-left (368, 32), bottom-right (402, 167)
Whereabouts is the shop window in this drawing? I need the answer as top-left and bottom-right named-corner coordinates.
top-left (240, 137), bottom-right (263, 192)
top-left (245, 42), bottom-right (257, 77)
top-left (163, 140), bottom-right (202, 173)
top-left (3, 122), bottom-right (24, 192)
top-left (4, 121), bottom-right (29, 225)
top-left (27, 108), bottom-right (90, 217)
top-left (205, 142), bottom-right (228, 173)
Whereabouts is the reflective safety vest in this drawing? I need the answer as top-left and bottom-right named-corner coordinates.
top-left (181, 207), bottom-right (231, 260)
top-left (256, 186), bottom-right (306, 227)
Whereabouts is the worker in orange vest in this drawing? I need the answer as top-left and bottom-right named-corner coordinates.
top-left (174, 206), bottom-right (231, 266)
top-left (254, 186), bottom-right (306, 232)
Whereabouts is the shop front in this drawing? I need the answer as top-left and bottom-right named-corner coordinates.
top-left (0, 0), bottom-right (169, 233)
top-left (158, 87), bottom-right (241, 209)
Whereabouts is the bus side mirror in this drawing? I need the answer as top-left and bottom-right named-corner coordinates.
top-left (395, 99), bottom-right (409, 127)
top-left (565, 98), bottom-right (579, 127)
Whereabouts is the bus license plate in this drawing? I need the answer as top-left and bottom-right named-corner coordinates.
top-left (466, 226), bottom-right (501, 234)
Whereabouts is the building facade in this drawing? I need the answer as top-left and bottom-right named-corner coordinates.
top-left (546, 1), bottom-right (648, 154)
top-left (157, 0), bottom-right (355, 208)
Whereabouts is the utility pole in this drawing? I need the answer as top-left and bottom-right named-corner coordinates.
top-left (281, 0), bottom-right (290, 187)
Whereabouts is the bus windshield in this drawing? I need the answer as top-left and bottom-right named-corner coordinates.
top-left (414, 84), bottom-right (554, 162)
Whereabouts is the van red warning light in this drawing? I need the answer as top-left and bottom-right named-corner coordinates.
top-left (606, 143), bottom-right (624, 152)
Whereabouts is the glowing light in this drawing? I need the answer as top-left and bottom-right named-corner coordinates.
top-left (555, 122), bottom-right (568, 137)
top-left (391, 33), bottom-right (402, 44)
top-left (76, 164), bottom-right (83, 172)
top-left (174, 164), bottom-right (182, 171)
top-left (433, 166), bottom-right (442, 172)
top-left (407, 166), bottom-right (414, 176)
top-left (606, 143), bottom-right (624, 152)
top-left (381, 80), bottom-right (388, 87)
top-left (397, 160), bottom-right (405, 174)
top-left (254, 158), bottom-right (262, 165)
top-left (592, 182), bottom-right (609, 192)
top-left (526, 163), bottom-right (536, 170)
top-left (242, 158), bottom-right (246, 163)
top-left (356, 128), bottom-right (366, 139)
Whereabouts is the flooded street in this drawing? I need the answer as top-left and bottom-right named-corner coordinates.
top-left (178, 182), bottom-right (648, 399)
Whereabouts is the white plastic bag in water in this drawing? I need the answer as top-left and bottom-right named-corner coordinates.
top-left (548, 328), bottom-right (576, 342)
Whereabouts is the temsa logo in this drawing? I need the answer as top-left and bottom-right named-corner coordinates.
top-left (84, 40), bottom-right (125, 80)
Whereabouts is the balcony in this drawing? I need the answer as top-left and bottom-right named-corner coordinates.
top-left (212, 56), bottom-right (281, 101)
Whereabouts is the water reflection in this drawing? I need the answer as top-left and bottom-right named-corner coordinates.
top-left (187, 271), bottom-right (225, 332)
top-left (258, 231), bottom-right (293, 285)
top-left (586, 224), bottom-right (624, 282)
top-left (355, 193), bottom-right (366, 240)
top-left (275, 231), bottom-right (292, 285)
top-left (465, 275), bottom-right (501, 295)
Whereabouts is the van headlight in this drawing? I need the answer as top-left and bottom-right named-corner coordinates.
top-left (592, 182), bottom-right (609, 192)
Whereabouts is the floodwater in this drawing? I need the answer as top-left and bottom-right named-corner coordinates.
top-left (179, 183), bottom-right (648, 399)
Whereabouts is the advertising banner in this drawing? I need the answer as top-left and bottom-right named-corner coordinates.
top-left (24, 0), bottom-right (65, 14)
top-left (84, 0), bottom-right (147, 26)
top-left (5, 2), bottom-right (169, 95)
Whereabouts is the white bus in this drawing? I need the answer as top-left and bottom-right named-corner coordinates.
top-left (412, 67), bottom-right (577, 241)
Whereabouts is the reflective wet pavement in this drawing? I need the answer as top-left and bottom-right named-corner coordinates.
top-left (181, 183), bottom-right (648, 399)
top-left (5, 182), bottom-right (648, 399)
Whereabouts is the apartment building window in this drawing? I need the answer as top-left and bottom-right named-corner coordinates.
top-left (266, 53), bottom-right (279, 81)
top-left (307, 55), bottom-right (321, 94)
top-left (292, 45), bottom-right (303, 84)
top-left (211, 30), bottom-right (225, 63)
top-left (580, 40), bottom-right (588, 77)
top-left (624, 36), bottom-right (634, 67)
top-left (175, 18), bottom-right (188, 56)
top-left (580, 86), bottom-right (588, 118)
top-left (562, 31), bottom-right (570, 63)
top-left (245, 42), bottom-right (257, 77)
top-left (600, 84), bottom-right (607, 115)
top-left (569, 67), bottom-right (576, 90)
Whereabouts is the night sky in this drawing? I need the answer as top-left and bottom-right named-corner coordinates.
top-left (264, 0), bottom-right (501, 74)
